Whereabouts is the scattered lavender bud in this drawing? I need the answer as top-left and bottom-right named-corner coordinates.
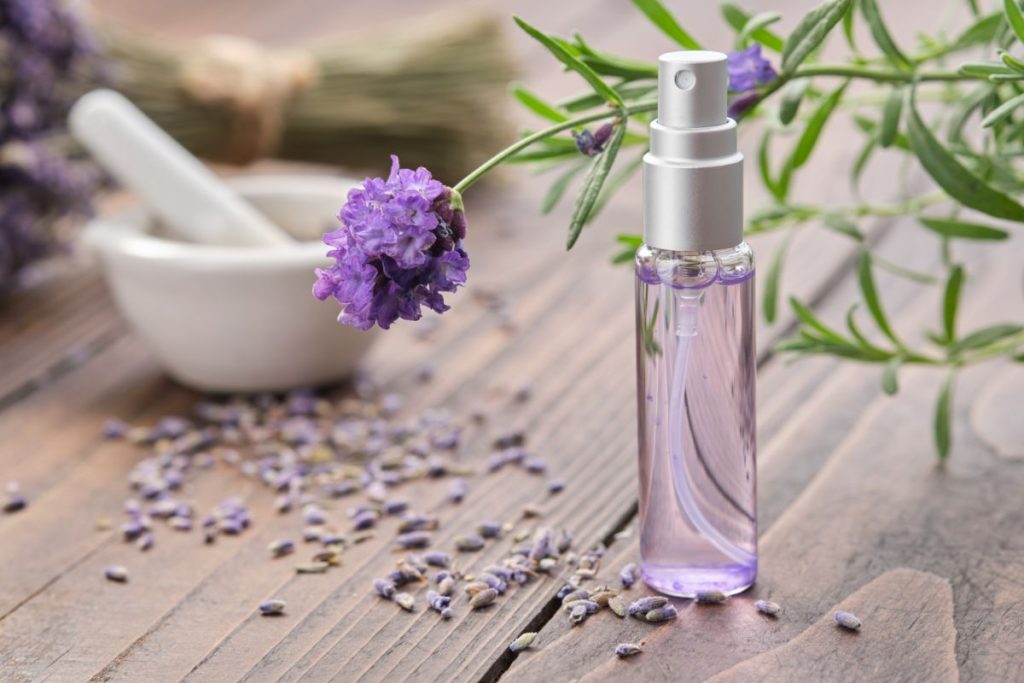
top-left (835, 611), bottom-right (862, 630)
top-left (555, 584), bottom-right (576, 601)
top-left (404, 554), bottom-right (429, 573)
top-left (470, 588), bottom-right (498, 609)
top-left (423, 551), bottom-right (451, 568)
top-left (608, 595), bottom-right (627, 618)
top-left (294, 561), bottom-right (330, 574)
top-left (102, 419), bottom-right (128, 439)
top-left (383, 499), bottom-right (409, 515)
top-left (524, 457), bottom-right (546, 474)
top-left (522, 503), bottom-right (542, 519)
top-left (380, 393), bottom-right (403, 415)
top-left (619, 563), bottom-right (639, 589)
top-left (303, 505), bottom-right (327, 525)
top-left (556, 531), bottom-right (573, 553)
top-left (476, 521), bottom-right (502, 539)
top-left (104, 566), bottom-right (128, 583)
top-left (569, 603), bottom-right (590, 625)
top-left (268, 539), bottom-right (295, 558)
top-left (394, 592), bottom-right (416, 612)
top-left (395, 531), bottom-right (432, 549)
top-left (302, 527), bottom-right (323, 543)
top-left (312, 548), bottom-right (342, 566)
top-left (591, 590), bottom-right (618, 607)
top-left (492, 431), bottom-right (525, 450)
top-left (546, 480), bottom-right (565, 495)
top-left (426, 590), bottom-right (452, 615)
top-left (644, 605), bottom-right (679, 623)
top-left (203, 529), bottom-right (216, 544)
top-left (563, 599), bottom-right (600, 616)
top-left (3, 493), bottom-right (27, 514)
top-left (398, 513), bottom-right (438, 533)
top-left (448, 478), bottom-right (467, 504)
top-left (352, 510), bottom-right (379, 531)
top-left (170, 515), bottom-right (193, 531)
top-left (695, 590), bottom-right (728, 605)
top-left (538, 558), bottom-right (557, 573)
top-left (454, 534), bottom-right (485, 552)
top-left (615, 643), bottom-right (643, 658)
top-left (136, 531), bottom-right (154, 552)
top-left (509, 632), bottom-right (537, 653)
top-left (438, 576), bottom-right (456, 597)
top-left (373, 578), bottom-right (397, 599)
top-left (628, 596), bottom-right (668, 618)
top-left (259, 599), bottom-right (286, 616)
top-left (755, 599), bottom-right (782, 617)
top-left (561, 589), bottom-right (590, 605)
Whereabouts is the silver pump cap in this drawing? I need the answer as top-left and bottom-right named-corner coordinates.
top-left (643, 51), bottom-right (743, 252)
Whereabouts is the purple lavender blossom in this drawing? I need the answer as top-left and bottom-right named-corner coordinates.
top-left (726, 45), bottom-right (777, 93)
top-left (313, 156), bottom-right (470, 330)
top-left (727, 92), bottom-right (763, 121)
top-left (1, 0), bottom-right (105, 288)
top-left (571, 123), bottom-right (613, 157)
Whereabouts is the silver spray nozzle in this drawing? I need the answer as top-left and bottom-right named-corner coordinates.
top-left (643, 51), bottom-right (744, 253)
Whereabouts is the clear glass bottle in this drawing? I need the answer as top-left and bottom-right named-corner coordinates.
top-left (635, 242), bottom-right (756, 597)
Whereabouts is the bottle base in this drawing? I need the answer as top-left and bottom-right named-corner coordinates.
top-left (641, 562), bottom-right (756, 598)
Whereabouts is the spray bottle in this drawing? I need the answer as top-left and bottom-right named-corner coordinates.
top-left (635, 51), bottom-right (757, 597)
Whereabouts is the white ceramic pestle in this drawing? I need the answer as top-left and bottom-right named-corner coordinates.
top-left (69, 89), bottom-right (293, 246)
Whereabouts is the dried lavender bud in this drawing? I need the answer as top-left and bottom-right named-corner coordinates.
top-left (136, 531), bottom-right (154, 552)
top-left (373, 578), bottom-right (397, 599)
top-left (695, 590), bottom-right (728, 605)
top-left (755, 599), bottom-right (782, 617)
top-left (480, 573), bottom-right (509, 594)
top-left (426, 590), bottom-right (451, 615)
top-left (561, 589), bottom-right (590, 605)
top-left (644, 605), bottom-right (679, 623)
top-left (555, 584), bottom-right (575, 601)
top-left (302, 527), bottom-right (322, 543)
top-left (564, 599), bottom-right (600, 616)
top-left (628, 596), bottom-right (668, 617)
top-left (556, 531), bottom-right (573, 553)
top-left (3, 493), bottom-right (27, 514)
top-left (262, 538), bottom-right (293, 558)
top-left (294, 561), bottom-right (330, 574)
top-left (104, 566), bottom-right (128, 583)
top-left (509, 632), bottom-right (537, 653)
top-left (259, 599), bottom-right (286, 616)
top-left (608, 595), bottom-right (627, 618)
top-left (591, 590), bottom-right (618, 607)
top-left (615, 643), bottom-right (643, 658)
top-left (524, 457), bottom-right (546, 474)
top-left (522, 503), bottom-right (542, 519)
top-left (835, 611), bottom-right (861, 630)
top-left (492, 431), bottom-right (525, 450)
top-left (619, 563), bottom-right (639, 589)
top-left (203, 529), bottom-right (216, 544)
top-left (103, 419), bottom-right (128, 439)
top-left (454, 534), bottom-right (485, 552)
top-left (303, 505), bottom-right (327, 525)
top-left (438, 576), bottom-right (456, 597)
top-left (395, 531), bottom-right (432, 549)
top-left (383, 499), bottom-right (409, 515)
top-left (546, 480), bottom-right (565, 495)
top-left (470, 588), bottom-right (498, 609)
top-left (320, 532), bottom-right (346, 547)
top-left (398, 513), bottom-right (439, 533)
top-left (423, 551), bottom-right (451, 568)
top-left (170, 515), bottom-right (193, 531)
top-left (394, 592), bottom-right (416, 612)
top-left (476, 521), bottom-right (502, 539)
top-left (448, 478), bottom-right (467, 504)
top-left (537, 558), bottom-right (557, 573)
top-left (352, 510), bottom-right (379, 531)
top-left (569, 603), bottom-right (590, 625)
top-left (312, 548), bottom-right (342, 566)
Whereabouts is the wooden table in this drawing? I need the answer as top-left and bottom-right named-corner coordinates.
top-left (2, 2), bottom-right (1022, 681)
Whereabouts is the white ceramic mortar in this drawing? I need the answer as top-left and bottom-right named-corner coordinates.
top-left (83, 175), bottom-right (377, 392)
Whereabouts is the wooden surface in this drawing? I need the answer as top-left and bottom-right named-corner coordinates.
top-left (2, 1), bottom-right (1022, 682)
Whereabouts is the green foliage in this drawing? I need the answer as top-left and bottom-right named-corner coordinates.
top-left (492, 0), bottom-right (1024, 459)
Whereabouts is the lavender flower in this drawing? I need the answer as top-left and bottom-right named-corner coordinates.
top-left (726, 44), bottom-right (777, 93)
top-left (313, 155), bottom-right (470, 330)
top-left (571, 123), bottom-right (613, 157)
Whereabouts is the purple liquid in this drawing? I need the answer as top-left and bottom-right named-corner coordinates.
top-left (635, 245), bottom-right (757, 597)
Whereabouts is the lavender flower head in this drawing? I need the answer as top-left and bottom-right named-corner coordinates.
top-left (725, 44), bottom-right (777, 121)
top-left (313, 155), bottom-right (469, 330)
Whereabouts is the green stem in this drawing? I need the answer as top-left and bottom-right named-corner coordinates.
top-left (452, 100), bottom-right (657, 194)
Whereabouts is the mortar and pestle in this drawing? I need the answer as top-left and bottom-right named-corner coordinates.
top-left (71, 90), bottom-right (375, 393)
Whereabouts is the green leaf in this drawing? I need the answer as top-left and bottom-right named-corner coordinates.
top-left (853, 115), bottom-right (911, 150)
top-left (954, 12), bottom-right (1004, 49)
top-left (513, 17), bottom-right (624, 107)
top-left (758, 131), bottom-right (785, 200)
top-left (982, 92), bottom-right (1024, 127)
top-left (857, 250), bottom-right (902, 347)
top-left (959, 61), bottom-right (1017, 77)
top-left (1001, 50), bottom-right (1024, 73)
top-left (630, 0), bottom-right (702, 49)
top-left (511, 84), bottom-right (569, 123)
top-left (934, 373), bottom-right (955, 461)
top-left (860, 0), bottom-right (913, 68)
top-left (941, 264), bottom-right (964, 342)
top-left (778, 79), bottom-right (810, 125)
top-left (739, 12), bottom-right (783, 47)
top-left (721, 3), bottom-right (785, 51)
top-left (906, 92), bottom-right (1024, 221)
top-left (823, 212), bottom-right (864, 241)
top-left (790, 297), bottom-right (849, 345)
top-left (947, 83), bottom-right (997, 143)
top-left (950, 323), bottom-right (1024, 353)
top-left (541, 162), bottom-right (587, 214)
top-left (560, 85), bottom-right (656, 112)
top-left (586, 153), bottom-right (644, 224)
top-left (881, 357), bottom-right (900, 395)
top-left (851, 135), bottom-right (877, 191)
top-left (763, 235), bottom-right (792, 323)
top-left (612, 233), bottom-right (644, 264)
top-left (846, 304), bottom-right (892, 357)
top-left (879, 86), bottom-right (903, 148)
top-left (781, 0), bottom-right (854, 73)
top-left (919, 216), bottom-right (1010, 240)
top-left (567, 119), bottom-right (627, 249)
top-left (1004, 0), bottom-right (1024, 45)
top-left (842, 0), bottom-right (858, 51)
top-left (789, 83), bottom-right (848, 169)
